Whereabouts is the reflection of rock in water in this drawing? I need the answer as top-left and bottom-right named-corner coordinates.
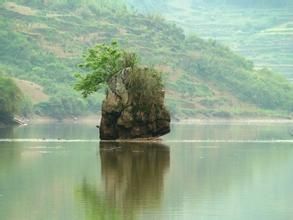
top-left (100, 141), bottom-right (170, 219)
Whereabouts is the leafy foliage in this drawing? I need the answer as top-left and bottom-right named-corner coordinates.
top-left (126, 66), bottom-right (163, 110)
top-left (75, 42), bottom-right (137, 98)
top-left (0, 76), bottom-right (23, 122)
top-left (34, 93), bottom-right (89, 120)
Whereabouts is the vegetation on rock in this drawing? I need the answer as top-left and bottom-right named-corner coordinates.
top-left (75, 42), bottom-right (164, 111)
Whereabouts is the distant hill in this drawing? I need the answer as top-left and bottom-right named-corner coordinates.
top-left (199, 0), bottom-right (293, 8)
top-left (129, 0), bottom-right (293, 81)
top-left (0, 1), bottom-right (292, 119)
top-left (129, 0), bottom-right (293, 9)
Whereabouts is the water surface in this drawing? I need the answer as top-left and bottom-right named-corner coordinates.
top-left (0, 122), bottom-right (292, 220)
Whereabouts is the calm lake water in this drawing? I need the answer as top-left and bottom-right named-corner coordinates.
top-left (0, 121), bottom-right (293, 220)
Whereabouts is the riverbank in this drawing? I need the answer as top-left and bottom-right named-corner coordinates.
top-left (28, 115), bottom-right (101, 124)
top-left (25, 115), bottom-right (293, 125)
top-left (175, 118), bottom-right (293, 125)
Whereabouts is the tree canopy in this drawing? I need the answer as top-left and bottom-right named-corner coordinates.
top-left (75, 42), bottom-right (137, 97)
top-left (0, 76), bottom-right (23, 122)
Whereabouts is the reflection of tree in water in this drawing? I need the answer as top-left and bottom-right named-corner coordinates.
top-left (0, 127), bottom-right (22, 170)
top-left (78, 180), bottom-right (120, 220)
top-left (78, 142), bottom-right (170, 220)
top-left (0, 126), bottom-right (14, 138)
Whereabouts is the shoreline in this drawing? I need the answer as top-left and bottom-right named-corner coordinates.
top-left (28, 115), bottom-right (101, 124)
top-left (22, 115), bottom-right (293, 125)
top-left (174, 118), bottom-right (293, 124)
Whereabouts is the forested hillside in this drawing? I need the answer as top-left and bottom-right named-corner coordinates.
top-left (0, 0), bottom-right (126, 8)
top-left (201, 0), bottom-right (293, 8)
top-left (0, 0), bottom-right (292, 119)
top-left (129, 0), bottom-right (293, 81)
top-left (128, 0), bottom-right (293, 10)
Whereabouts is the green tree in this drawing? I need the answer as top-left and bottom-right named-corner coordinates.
top-left (74, 42), bottom-right (137, 97)
top-left (0, 76), bottom-right (23, 123)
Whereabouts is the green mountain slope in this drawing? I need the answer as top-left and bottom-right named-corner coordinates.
top-left (197, 0), bottom-right (293, 8)
top-left (128, 0), bottom-right (293, 10)
top-left (0, 1), bottom-right (292, 119)
top-left (129, 0), bottom-right (293, 81)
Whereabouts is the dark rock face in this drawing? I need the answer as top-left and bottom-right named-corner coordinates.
top-left (99, 69), bottom-right (171, 140)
